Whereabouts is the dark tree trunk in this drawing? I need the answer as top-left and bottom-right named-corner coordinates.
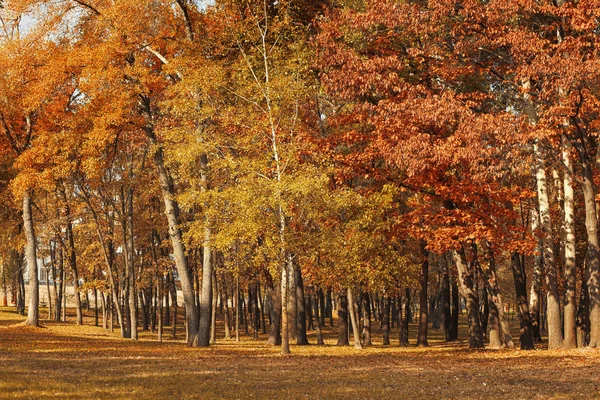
top-left (337, 293), bottom-right (349, 346)
top-left (510, 252), bottom-right (535, 350)
top-left (449, 273), bottom-right (459, 341)
top-left (480, 286), bottom-right (489, 340)
top-left (401, 288), bottom-right (410, 346)
top-left (578, 272), bottom-right (591, 347)
top-left (266, 281), bottom-right (282, 346)
top-left (453, 250), bottom-right (484, 349)
top-left (442, 257), bottom-right (452, 341)
top-left (382, 296), bottom-right (390, 346)
top-left (362, 292), bottom-right (372, 346)
top-left (314, 287), bottom-right (324, 345)
top-left (326, 288), bottom-right (334, 327)
top-left (417, 243), bottom-right (429, 347)
top-left (295, 267), bottom-right (309, 345)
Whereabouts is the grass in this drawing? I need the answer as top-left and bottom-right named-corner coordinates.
top-left (1, 307), bottom-right (599, 399)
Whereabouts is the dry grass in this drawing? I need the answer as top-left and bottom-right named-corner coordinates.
top-left (1, 307), bottom-right (599, 399)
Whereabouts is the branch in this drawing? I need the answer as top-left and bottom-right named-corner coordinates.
top-left (72, 0), bottom-right (101, 16)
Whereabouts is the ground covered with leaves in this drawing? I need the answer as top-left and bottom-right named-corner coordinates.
top-left (1, 308), bottom-right (599, 399)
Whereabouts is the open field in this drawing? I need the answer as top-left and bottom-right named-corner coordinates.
top-left (1, 308), bottom-right (600, 399)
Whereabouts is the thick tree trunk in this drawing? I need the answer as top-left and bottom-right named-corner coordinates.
top-left (510, 252), bottom-right (535, 350)
top-left (126, 188), bottom-right (137, 340)
top-left (382, 296), bottom-right (390, 346)
top-left (337, 292), bottom-right (349, 346)
top-left (530, 207), bottom-right (543, 343)
top-left (198, 237), bottom-right (213, 347)
top-left (481, 246), bottom-right (514, 349)
top-left (563, 140), bottom-right (577, 349)
top-left (287, 259), bottom-right (297, 341)
top-left (577, 274), bottom-right (590, 347)
top-left (534, 143), bottom-right (563, 349)
top-left (295, 267), bottom-right (309, 345)
top-left (452, 250), bottom-right (484, 349)
top-left (347, 287), bottom-right (362, 349)
top-left (23, 192), bottom-right (39, 327)
top-left (144, 116), bottom-right (199, 346)
top-left (280, 258), bottom-right (290, 353)
top-left (580, 158), bottom-right (600, 347)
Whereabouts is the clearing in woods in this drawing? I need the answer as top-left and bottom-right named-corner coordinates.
top-left (0, 307), bottom-right (599, 399)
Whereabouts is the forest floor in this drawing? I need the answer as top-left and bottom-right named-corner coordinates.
top-left (1, 307), bottom-right (600, 399)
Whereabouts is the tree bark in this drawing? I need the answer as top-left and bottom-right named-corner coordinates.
top-left (510, 252), bottom-right (535, 350)
top-left (347, 287), bottom-right (362, 349)
top-left (142, 98), bottom-right (199, 346)
top-left (452, 249), bottom-right (484, 349)
top-left (337, 292), bottom-right (349, 346)
top-left (362, 292), bottom-right (372, 346)
top-left (562, 139), bottom-right (577, 349)
top-left (23, 192), bottom-right (39, 327)
top-left (198, 237), bottom-right (213, 347)
top-left (534, 143), bottom-right (563, 349)
top-left (579, 154), bottom-right (600, 348)
top-left (295, 267), bottom-right (309, 345)
top-left (382, 296), bottom-right (390, 346)
top-left (417, 243), bottom-right (429, 347)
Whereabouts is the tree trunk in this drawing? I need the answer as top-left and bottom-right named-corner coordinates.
top-left (577, 273), bottom-right (591, 347)
top-left (23, 192), bottom-right (39, 327)
top-left (144, 117), bottom-right (199, 346)
top-left (534, 143), bottom-right (563, 349)
top-left (563, 139), bottom-right (577, 349)
top-left (347, 287), bottom-right (362, 349)
top-left (337, 292), bottom-right (349, 346)
top-left (362, 292), bottom-right (372, 346)
top-left (280, 261), bottom-right (290, 353)
top-left (510, 252), bottom-right (535, 350)
top-left (401, 288), bottom-right (410, 346)
top-left (417, 243), bottom-right (429, 347)
top-left (481, 246), bottom-right (514, 349)
top-left (452, 249), bottom-right (484, 349)
top-left (198, 237), bottom-right (213, 347)
top-left (314, 287), bottom-right (324, 345)
top-left (487, 298), bottom-right (501, 349)
top-left (382, 296), bottom-right (390, 346)
top-left (441, 256), bottom-right (452, 341)
top-left (579, 156), bottom-right (600, 348)
top-left (295, 267), bottom-right (309, 345)
top-left (449, 272), bottom-right (459, 341)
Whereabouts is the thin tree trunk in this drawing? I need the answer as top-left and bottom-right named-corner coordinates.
top-left (417, 242), bottom-right (429, 347)
top-left (362, 292), bottom-right (372, 346)
top-left (314, 287), bottom-right (324, 345)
